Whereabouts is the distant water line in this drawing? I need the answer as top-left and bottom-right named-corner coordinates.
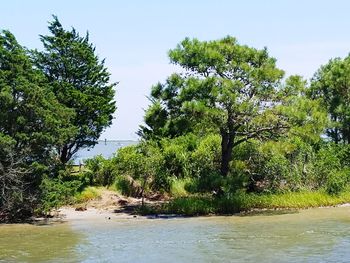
top-left (73, 140), bottom-right (137, 164)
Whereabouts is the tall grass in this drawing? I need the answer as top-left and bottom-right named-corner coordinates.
top-left (155, 190), bottom-right (350, 216)
top-left (169, 178), bottom-right (193, 197)
top-left (74, 186), bottom-right (101, 203)
top-left (166, 195), bottom-right (214, 215)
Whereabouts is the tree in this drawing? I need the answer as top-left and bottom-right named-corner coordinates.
top-left (141, 37), bottom-right (288, 177)
top-left (33, 16), bottom-right (117, 163)
top-left (0, 30), bottom-right (74, 220)
top-left (310, 55), bottom-right (350, 144)
top-left (0, 30), bottom-right (74, 161)
top-left (278, 75), bottom-right (328, 144)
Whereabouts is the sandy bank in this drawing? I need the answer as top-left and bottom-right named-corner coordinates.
top-left (56, 188), bottom-right (160, 221)
top-left (57, 207), bottom-right (140, 221)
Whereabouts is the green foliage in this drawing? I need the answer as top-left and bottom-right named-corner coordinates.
top-left (311, 143), bottom-right (350, 195)
top-left (0, 30), bottom-right (75, 221)
top-left (310, 55), bottom-right (350, 143)
top-left (190, 134), bottom-right (221, 178)
top-left (109, 43), bottom-right (349, 208)
top-left (113, 132), bottom-right (350, 197)
top-left (0, 30), bottom-right (74, 161)
top-left (112, 134), bottom-right (223, 195)
top-left (114, 176), bottom-right (135, 196)
top-left (152, 190), bottom-right (350, 216)
top-left (33, 16), bottom-right (116, 163)
top-left (169, 178), bottom-right (192, 197)
top-left (279, 77), bottom-right (328, 144)
top-left (112, 146), bottom-right (146, 197)
top-left (75, 186), bottom-right (101, 203)
top-left (0, 18), bottom-right (117, 220)
top-left (84, 155), bottom-right (116, 186)
top-left (325, 171), bottom-right (348, 195)
top-left (314, 145), bottom-right (341, 186)
top-left (141, 37), bottom-right (326, 179)
top-left (111, 142), bottom-right (166, 197)
top-left (113, 146), bottom-right (145, 180)
top-left (165, 196), bottom-right (215, 215)
top-left (40, 176), bottom-right (83, 213)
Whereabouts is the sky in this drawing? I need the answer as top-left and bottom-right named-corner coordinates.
top-left (1, 0), bottom-right (350, 140)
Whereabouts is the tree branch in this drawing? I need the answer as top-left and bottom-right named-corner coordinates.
top-left (233, 124), bottom-right (289, 147)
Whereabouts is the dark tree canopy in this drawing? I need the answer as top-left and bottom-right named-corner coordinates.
top-left (310, 56), bottom-right (350, 144)
top-left (0, 30), bottom-right (74, 219)
top-left (33, 16), bottom-right (117, 163)
top-left (0, 30), bottom-right (73, 161)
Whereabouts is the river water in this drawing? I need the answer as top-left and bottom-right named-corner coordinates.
top-left (1, 206), bottom-right (350, 262)
top-left (73, 140), bottom-right (137, 165)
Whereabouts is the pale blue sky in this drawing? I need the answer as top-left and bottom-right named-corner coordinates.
top-left (1, 0), bottom-right (350, 139)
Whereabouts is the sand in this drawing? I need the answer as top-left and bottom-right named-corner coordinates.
top-left (56, 189), bottom-right (154, 221)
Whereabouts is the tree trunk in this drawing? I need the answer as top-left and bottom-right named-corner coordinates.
top-left (334, 128), bottom-right (339, 144)
top-left (220, 130), bottom-right (234, 177)
top-left (60, 145), bottom-right (69, 164)
top-left (140, 176), bottom-right (148, 207)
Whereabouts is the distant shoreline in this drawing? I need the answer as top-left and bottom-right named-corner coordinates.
top-left (73, 140), bottom-right (138, 164)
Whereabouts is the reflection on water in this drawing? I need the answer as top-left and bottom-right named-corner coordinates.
top-left (1, 207), bottom-right (350, 262)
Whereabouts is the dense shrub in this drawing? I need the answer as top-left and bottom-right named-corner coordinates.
top-left (111, 134), bottom-right (223, 196)
top-left (326, 171), bottom-right (348, 195)
top-left (112, 142), bottom-right (167, 197)
top-left (190, 134), bottom-right (221, 178)
top-left (84, 155), bottom-right (116, 186)
top-left (114, 175), bottom-right (143, 197)
top-left (111, 134), bottom-right (350, 197)
top-left (40, 176), bottom-right (82, 213)
top-left (75, 186), bottom-right (101, 203)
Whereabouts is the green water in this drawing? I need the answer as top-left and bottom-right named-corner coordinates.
top-left (1, 206), bottom-right (350, 262)
top-left (0, 221), bottom-right (82, 262)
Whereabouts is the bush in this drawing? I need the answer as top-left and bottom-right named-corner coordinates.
top-left (169, 178), bottom-right (193, 197)
top-left (190, 134), bottom-right (221, 178)
top-left (40, 176), bottom-right (82, 213)
top-left (114, 175), bottom-right (142, 197)
top-left (314, 144), bottom-right (342, 187)
top-left (325, 170), bottom-right (348, 195)
top-left (165, 196), bottom-right (214, 215)
top-left (110, 134), bottom-right (350, 200)
top-left (84, 155), bottom-right (116, 186)
top-left (114, 141), bottom-right (169, 194)
top-left (75, 186), bottom-right (101, 203)
top-left (194, 172), bottom-right (224, 193)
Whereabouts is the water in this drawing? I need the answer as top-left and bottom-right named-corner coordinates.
top-left (1, 207), bottom-right (350, 262)
top-left (73, 140), bottom-right (137, 164)
top-left (0, 222), bottom-right (82, 262)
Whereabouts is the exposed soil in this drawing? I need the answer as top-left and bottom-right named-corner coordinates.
top-left (57, 189), bottom-right (164, 221)
top-left (83, 189), bottom-right (140, 210)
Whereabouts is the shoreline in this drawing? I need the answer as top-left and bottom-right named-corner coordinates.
top-left (2, 201), bottom-right (349, 225)
top-left (6, 189), bottom-right (350, 224)
top-left (57, 207), bottom-right (140, 221)
top-left (55, 202), bottom-right (350, 223)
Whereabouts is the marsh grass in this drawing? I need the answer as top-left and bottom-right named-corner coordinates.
top-left (149, 190), bottom-right (350, 216)
top-left (169, 178), bottom-right (193, 198)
